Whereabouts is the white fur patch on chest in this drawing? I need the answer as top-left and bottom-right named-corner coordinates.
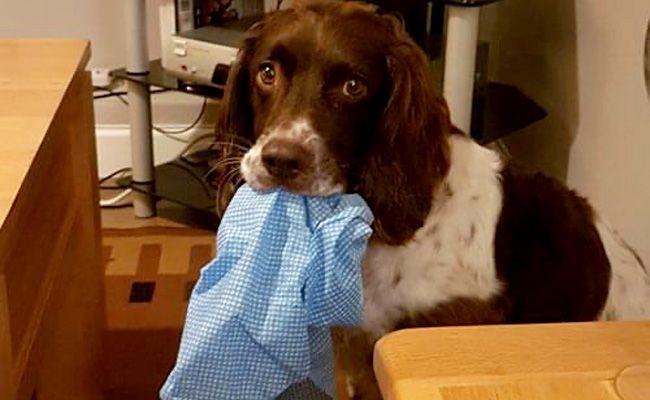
top-left (361, 136), bottom-right (505, 337)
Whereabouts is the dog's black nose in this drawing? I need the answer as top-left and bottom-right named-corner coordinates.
top-left (261, 139), bottom-right (310, 180)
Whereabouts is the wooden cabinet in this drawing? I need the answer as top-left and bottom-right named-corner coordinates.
top-left (0, 40), bottom-right (105, 400)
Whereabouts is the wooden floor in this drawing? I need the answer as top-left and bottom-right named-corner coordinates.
top-left (101, 199), bottom-right (209, 230)
top-left (100, 188), bottom-right (215, 400)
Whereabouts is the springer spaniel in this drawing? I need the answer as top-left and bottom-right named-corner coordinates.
top-left (214, 1), bottom-right (650, 398)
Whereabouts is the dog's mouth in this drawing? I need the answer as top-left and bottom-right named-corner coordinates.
top-left (240, 145), bottom-right (345, 196)
top-left (239, 120), bottom-right (346, 196)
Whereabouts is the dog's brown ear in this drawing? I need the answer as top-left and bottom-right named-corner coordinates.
top-left (212, 21), bottom-right (266, 215)
top-left (214, 21), bottom-right (266, 144)
top-left (357, 14), bottom-right (451, 245)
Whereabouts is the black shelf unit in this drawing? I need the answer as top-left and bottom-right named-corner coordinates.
top-left (112, 59), bottom-right (225, 99)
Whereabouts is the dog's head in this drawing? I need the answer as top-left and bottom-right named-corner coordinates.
top-left (217, 0), bottom-right (451, 243)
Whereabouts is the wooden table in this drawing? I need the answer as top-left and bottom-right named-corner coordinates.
top-left (374, 322), bottom-right (650, 400)
top-left (0, 40), bottom-right (105, 400)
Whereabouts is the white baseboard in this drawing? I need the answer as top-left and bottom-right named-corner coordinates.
top-left (95, 124), bottom-right (214, 177)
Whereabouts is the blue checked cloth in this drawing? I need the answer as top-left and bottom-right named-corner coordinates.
top-left (160, 184), bottom-right (374, 400)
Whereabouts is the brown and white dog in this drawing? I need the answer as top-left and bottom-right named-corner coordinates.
top-left (214, 1), bottom-right (650, 398)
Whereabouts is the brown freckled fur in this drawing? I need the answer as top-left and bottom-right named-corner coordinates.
top-left (443, 182), bottom-right (454, 198)
top-left (394, 297), bottom-right (507, 329)
top-left (391, 272), bottom-right (402, 287)
top-left (466, 223), bottom-right (476, 246)
top-left (426, 223), bottom-right (439, 237)
top-left (331, 327), bottom-right (381, 400)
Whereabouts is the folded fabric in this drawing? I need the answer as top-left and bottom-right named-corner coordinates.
top-left (160, 184), bottom-right (374, 400)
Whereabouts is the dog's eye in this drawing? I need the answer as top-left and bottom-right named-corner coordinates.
top-left (342, 77), bottom-right (367, 98)
top-left (257, 62), bottom-right (277, 86)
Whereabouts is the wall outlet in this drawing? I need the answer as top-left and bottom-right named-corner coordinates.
top-left (91, 67), bottom-right (113, 87)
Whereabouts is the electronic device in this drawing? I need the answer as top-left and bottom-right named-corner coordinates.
top-left (159, 0), bottom-right (269, 87)
top-left (162, 18), bottom-right (259, 87)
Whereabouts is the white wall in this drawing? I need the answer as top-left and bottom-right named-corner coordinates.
top-left (483, 0), bottom-right (650, 263)
top-left (0, 0), bottom-right (215, 174)
top-left (0, 0), bottom-right (160, 69)
top-left (569, 0), bottom-right (650, 263)
top-left (0, 0), bottom-right (213, 124)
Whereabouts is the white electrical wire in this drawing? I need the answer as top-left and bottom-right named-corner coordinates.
top-left (100, 188), bottom-right (133, 208)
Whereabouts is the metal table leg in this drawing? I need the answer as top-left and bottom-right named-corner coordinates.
top-left (442, 5), bottom-right (480, 134)
top-left (125, 0), bottom-right (155, 217)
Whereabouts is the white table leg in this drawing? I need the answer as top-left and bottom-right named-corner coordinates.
top-left (125, 0), bottom-right (155, 217)
top-left (442, 5), bottom-right (480, 135)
